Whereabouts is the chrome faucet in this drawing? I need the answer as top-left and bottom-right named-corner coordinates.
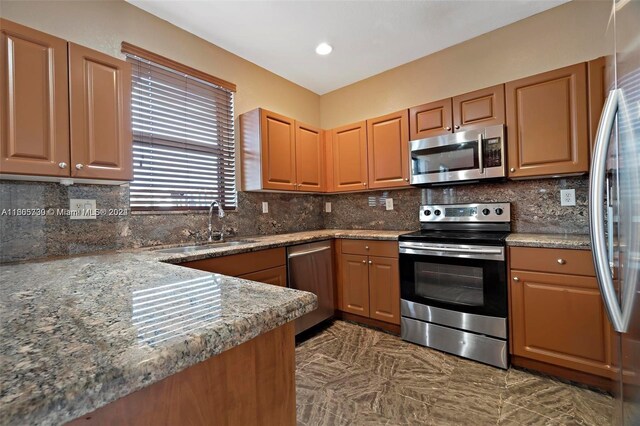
top-left (208, 200), bottom-right (226, 242)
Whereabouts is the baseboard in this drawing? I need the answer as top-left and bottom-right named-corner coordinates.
top-left (336, 311), bottom-right (401, 336)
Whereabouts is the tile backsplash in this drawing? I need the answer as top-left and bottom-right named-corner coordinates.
top-left (1, 176), bottom-right (588, 263)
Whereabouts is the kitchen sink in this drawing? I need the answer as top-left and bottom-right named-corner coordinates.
top-left (154, 240), bottom-right (256, 254)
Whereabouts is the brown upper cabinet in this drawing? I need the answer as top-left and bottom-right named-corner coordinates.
top-left (240, 108), bottom-right (324, 192)
top-left (505, 63), bottom-right (589, 178)
top-left (69, 43), bottom-right (133, 180)
top-left (588, 57), bottom-right (609, 155)
top-left (409, 85), bottom-right (505, 140)
top-left (366, 110), bottom-right (409, 189)
top-left (0, 19), bottom-right (133, 182)
top-left (0, 19), bottom-right (70, 177)
top-left (329, 121), bottom-right (368, 192)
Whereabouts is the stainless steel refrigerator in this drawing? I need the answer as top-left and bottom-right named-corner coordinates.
top-left (589, 0), bottom-right (640, 424)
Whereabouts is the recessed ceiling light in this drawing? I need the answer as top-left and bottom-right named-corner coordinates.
top-left (315, 43), bottom-right (333, 56)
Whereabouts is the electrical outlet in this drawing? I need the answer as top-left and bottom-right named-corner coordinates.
top-left (262, 201), bottom-right (269, 214)
top-left (385, 198), bottom-right (394, 210)
top-left (69, 199), bottom-right (96, 220)
top-left (325, 202), bottom-right (332, 213)
top-left (560, 189), bottom-right (576, 207)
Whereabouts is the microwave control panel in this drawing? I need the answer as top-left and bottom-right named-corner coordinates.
top-left (483, 137), bottom-right (502, 168)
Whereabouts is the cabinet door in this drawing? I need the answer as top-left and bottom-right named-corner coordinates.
top-left (452, 84), bottom-right (505, 132)
top-left (295, 122), bottom-right (324, 192)
top-left (588, 57), bottom-right (609, 155)
top-left (408, 98), bottom-right (452, 140)
top-left (331, 121), bottom-right (368, 192)
top-left (260, 109), bottom-right (296, 190)
top-left (0, 19), bottom-right (69, 177)
top-left (505, 63), bottom-right (589, 178)
top-left (367, 110), bottom-right (409, 189)
top-left (339, 254), bottom-right (370, 316)
top-left (368, 256), bottom-right (400, 325)
top-left (239, 266), bottom-right (287, 287)
top-left (510, 270), bottom-right (613, 378)
top-left (69, 43), bottom-right (132, 180)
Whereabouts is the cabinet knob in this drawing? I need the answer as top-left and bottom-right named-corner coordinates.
top-left (513, 277), bottom-right (520, 282)
top-left (557, 258), bottom-right (566, 265)
top-left (58, 162), bottom-right (67, 169)
top-left (445, 126), bottom-right (451, 131)
top-left (75, 164), bottom-right (84, 170)
top-left (362, 260), bottom-right (366, 263)
top-left (404, 178), bottom-right (409, 182)
top-left (365, 246), bottom-right (369, 250)
top-left (454, 125), bottom-right (460, 130)
top-left (363, 182), bottom-right (367, 186)
top-left (368, 260), bottom-right (372, 264)
top-left (510, 168), bottom-right (516, 173)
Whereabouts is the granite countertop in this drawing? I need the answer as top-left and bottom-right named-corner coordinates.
top-left (0, 229), bottom-right (407, 425)
top-left (506, 233), bottom-right (591, 250)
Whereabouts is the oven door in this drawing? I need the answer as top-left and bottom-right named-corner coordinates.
top-left (399, 242), bottom-right (507, 318)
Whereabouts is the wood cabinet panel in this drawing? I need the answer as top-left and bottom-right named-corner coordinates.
top-left (67, 323), bottom-right (296, 426)
top-left (366, 110), bottom-right (409, 189)
top-left (509, 247), bottom-right (595, 277)
top-left (261, 110), bottom-right (296, 190)
top-left (588, 57), bottom-right (609, 155)
top-left (239, 266), bottom-right (287, 287)
top-left (295, 122), bottom-right (324, 192)
top-left (340, 239), bottom-right (398, 258)
top-left (452, 84), bottom-right (505, 132)
top-left (68, 43), bottom-right (132, 180)
top-left (0, 19), bottom-right (69, 177)
top-left (339, 254), bottom-right (370, 316)
top-left (179, 247), bottom-right (286, 277)
top-left (409, 98), bottom-right (452, 140)
top-left (331, 121), bottom-right (368, 192)
top-left (369, 256), bottom-right (400, 325)
top-left (506, 63), bottom-right (589, 178)
top-left (510, 270), bottom-right (613, 378)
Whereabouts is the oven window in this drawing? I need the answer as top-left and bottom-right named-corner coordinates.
top-left (414, 262), bottom-right (484, 306)
top-left (412, 141), bottom-right (478, 175)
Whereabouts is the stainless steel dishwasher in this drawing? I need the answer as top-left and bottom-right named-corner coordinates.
top-left (287, 240), bottom-right (334, 335)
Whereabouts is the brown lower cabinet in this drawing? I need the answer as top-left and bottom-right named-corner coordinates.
top-left (67, 323), bottom-right (296, 426)
top-left (179, 247), bottom-right (286, 286)
top-left (337, 240), bottom-right (400, 326)
top-left (509, 247), bottom-right (615, 384)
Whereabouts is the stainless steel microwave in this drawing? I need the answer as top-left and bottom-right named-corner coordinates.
top-left (409, 124), bottom-right (506, 185)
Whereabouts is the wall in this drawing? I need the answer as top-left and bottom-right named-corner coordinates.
top-left (0, 0), bottom-right (320, 125)
top-left (323, 177), bottom-right (589, 235)
top-left (320, 0), bottom-right (612, 128)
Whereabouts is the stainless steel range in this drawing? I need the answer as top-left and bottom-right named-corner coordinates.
top-left (399, 202), bottom-right (510, 369)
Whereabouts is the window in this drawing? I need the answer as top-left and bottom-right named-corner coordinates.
top-left (123, 43), bottom-right (237, 211)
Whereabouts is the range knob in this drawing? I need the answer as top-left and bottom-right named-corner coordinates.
top-left (482, 208), bottom-right (490, 216)
top-left (423, 209), bottom-right (432, 216)
top-left (434, 209), bottom-right (442, 216)
top-left (495, 208), bottom-right (504, 215)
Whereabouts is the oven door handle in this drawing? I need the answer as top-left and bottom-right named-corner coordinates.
top-left (408, 246), bottom-right (502, 255)
top-left (478, 133), bottom-right (484, 174)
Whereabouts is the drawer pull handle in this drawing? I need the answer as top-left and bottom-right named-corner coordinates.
top-left (513, 277), bottom-right (520, 282)
top-left (557, 259), bottom-right (566, 265)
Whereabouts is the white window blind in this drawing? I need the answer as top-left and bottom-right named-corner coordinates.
top-left (127, 54), bottom-right (236, 210)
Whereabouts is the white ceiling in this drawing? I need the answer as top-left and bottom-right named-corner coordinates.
top-left (127, 0), bottom-right (569, 95)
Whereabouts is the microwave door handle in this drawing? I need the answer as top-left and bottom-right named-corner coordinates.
top-left (477, 133), bottom-right (484, 174)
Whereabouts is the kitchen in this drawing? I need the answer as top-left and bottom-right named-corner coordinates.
top-left (0, 0), bottom-right (638, 425)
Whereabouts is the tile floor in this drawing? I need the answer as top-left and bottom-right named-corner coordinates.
top-left (295, 320), bottom-right (613, 425)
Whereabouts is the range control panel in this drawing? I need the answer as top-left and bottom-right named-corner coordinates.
top-left (419, 203), bottom-right (511, 223)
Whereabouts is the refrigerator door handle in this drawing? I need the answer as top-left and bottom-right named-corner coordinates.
top-left (590, 88), bottom-right (633, 333)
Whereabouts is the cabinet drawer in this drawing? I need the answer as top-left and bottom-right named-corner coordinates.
top-left (180, 247), bottom-right (286, 276)
top-left (510, 247), bottom-right (595, 277)
top-left (239, 266), bottom-right (287, 287)
top-left (340, 239), bottom-right (398, 258)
